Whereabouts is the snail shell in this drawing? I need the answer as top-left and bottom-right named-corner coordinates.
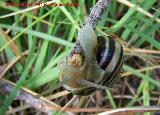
top-left (59, 24), bottom-right (123, 95)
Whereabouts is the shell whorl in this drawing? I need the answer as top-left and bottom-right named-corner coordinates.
top-left (58, 24), bottom-right (123, 95)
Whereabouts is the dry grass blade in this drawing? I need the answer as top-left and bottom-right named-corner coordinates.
top-left (58, 96), bottom-right (77, 114)
top-left (6, 105), bottom-right (30, 115)
top-left (0, 0), bottom-right (159, 114)
top-left (0, 0), bottom-right (58, 18)
top-left (124, 47), bottom-right (160, 55)
top-left (0, 78), bottom-right (61, 113)
top-left (0, 50), bottom-right (28, 79)
top-left (0, 64), bottom-right (8, 75)
top-left (46, 90), bottom-right (70, 100)
top-left (117, 0), bottom-right (160, 23)
top-left (122, 65), bottom-right (160, 77)
top-left (98, 106), bottom-right (160, 115)
top-left (0, 29), bottom-right (20, 56)
top-left (0, 79), bottom-right (111, 113)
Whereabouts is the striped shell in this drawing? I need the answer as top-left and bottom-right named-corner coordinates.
top-left (59, 24), bottom-right (123, 95)
top-left (96, 35), bottom-right (123, 87)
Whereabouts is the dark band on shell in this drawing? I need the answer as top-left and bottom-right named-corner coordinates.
top-left (59, 24), bottom-right (123, 95)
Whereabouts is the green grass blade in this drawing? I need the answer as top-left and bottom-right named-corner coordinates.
top-left (0, 54), bottom-right (36, 115)
top-left (0, 24), bottom-right (73, 47)
top-left (106, 90), bottom-right (116, 109)
top-left (123, 65), bottom-right (160, 87)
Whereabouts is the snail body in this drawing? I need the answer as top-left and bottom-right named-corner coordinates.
top-left (59, 24), bottom-right (123, 95)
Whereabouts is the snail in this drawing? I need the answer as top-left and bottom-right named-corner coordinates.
top-left (58, 24), bottom-right (123, 95)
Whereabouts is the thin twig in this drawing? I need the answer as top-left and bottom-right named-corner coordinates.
top-left (0, 78), bottom-right (108, 113)
top-left (1, 80), bottom-right (159, 114)
top-left (0, 79), bottom-right (61, 113)
top-left (85, 0), bottom-right (112, 27)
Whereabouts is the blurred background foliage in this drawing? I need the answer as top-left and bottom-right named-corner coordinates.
top-left (0, 0), bottom-right (160, 114)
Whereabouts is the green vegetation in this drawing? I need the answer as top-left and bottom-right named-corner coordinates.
top-left (0, 0), bottom-right (160, 114)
